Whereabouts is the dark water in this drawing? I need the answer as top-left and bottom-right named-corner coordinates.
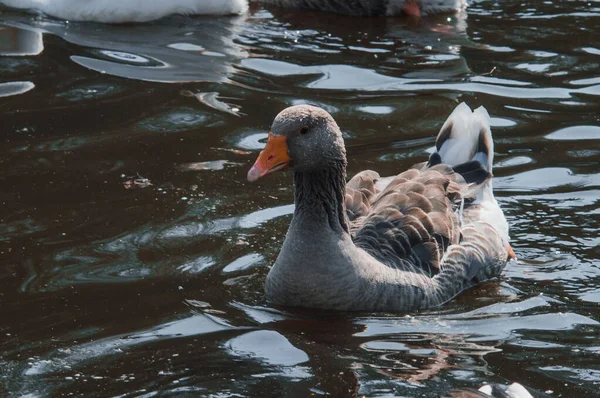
top-left (1, 1), bottom-right (599, 397)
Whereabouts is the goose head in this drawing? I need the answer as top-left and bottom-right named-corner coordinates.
top-left (247, 105), bottom-right (345, 181)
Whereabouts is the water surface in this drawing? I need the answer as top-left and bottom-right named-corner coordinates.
top-left (1, 1), bottom-right (599, 397)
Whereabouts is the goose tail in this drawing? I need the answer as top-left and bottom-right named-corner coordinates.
top-left (428, 102), bottom-right (495, 202)
top-left (429, 102), bottom-right (512, 253)
top-left (432, 102), bottom-right (493, 173)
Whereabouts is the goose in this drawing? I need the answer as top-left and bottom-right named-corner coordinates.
top-left (0, 0), bottom-right (465, 23)
top-left (0, 0), bottom-right (249, 23)
top-left (247, 103), bottom-right (515, 312)
top-left (452, 382), bottom-right (535, 398)
top-left (258, 0), bottom-right (466, 17)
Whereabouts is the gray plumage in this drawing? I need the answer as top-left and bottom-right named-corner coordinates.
top-left (258, 0), bottom-right (466, 16)
top-left (257, 103), bottom-right (512, 312)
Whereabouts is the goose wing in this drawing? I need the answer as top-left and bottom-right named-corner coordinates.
top-left (344, 102), bottom-right (512, 284)
top-left (346, 164), bottom-right (473, 277)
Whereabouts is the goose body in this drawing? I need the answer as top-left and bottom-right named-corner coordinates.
top-left (0, 0), bottom-right (249, 23)
top-left (248, 103), bottom-right (514, 312)
top-left (0, 0), bottom-right (464, 22)
top-left (259, 0), bottom-right (466, 17)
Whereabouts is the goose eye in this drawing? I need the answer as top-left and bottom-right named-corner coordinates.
top-left (299, 126), bottom-right (309, 135)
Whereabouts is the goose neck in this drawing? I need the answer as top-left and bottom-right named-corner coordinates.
top-left (292, 160), bottom-right (349, 234)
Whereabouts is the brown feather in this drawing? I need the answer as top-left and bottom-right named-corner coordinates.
top-left (396, 168), bottom-right (420, 180)
top-left (396, 181), bottom-right (426, 195)
top-left (379, 176), bottom-right (409, 193)
top-left (403, 214), bottom-right (430, 238)
top-left (372, 192), bottom-right (409, 212)
top-left (404, 207), bottom-right (435, 232)
top-left (402, 192), bottom-right (434, 214)
top-left (423, 184), bottom-right (447, 203)
top-left (350, 150), bottom-right (501, 279)
top-left (347, 170), bottom-right (378, 194)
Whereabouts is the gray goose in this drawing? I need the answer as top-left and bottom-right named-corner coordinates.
top-left (257, 0), bottom-right (466, 17)
top-left (247, 103), bottom-right (515, 312)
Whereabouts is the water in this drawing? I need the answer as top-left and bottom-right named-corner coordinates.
top-left (1, 1), bottom-right (599, 396)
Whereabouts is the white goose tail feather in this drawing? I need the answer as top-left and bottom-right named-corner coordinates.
top-left (436, 102), bottom-right (494, 173)
top-left (433, 102), bottom-right (511, 245)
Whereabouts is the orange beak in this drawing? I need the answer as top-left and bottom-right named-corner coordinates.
top-left (247, 133), bottom-right (291, 182)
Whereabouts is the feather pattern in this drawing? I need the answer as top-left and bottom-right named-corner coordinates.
top-left (345, 164), bottom-right (471, 277)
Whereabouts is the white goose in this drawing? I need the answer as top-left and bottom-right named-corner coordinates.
top-left (0, 0), bottom-right (465, 23)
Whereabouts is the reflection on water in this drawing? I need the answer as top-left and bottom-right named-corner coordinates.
top-left (0, 25), bottom-right (43, 56)
top-left (1, 1), bottom-right (600, 397)
top-left (1, 15), bottom-right (248, 83)
top-left (0, 80), bottom-right (34, 97)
